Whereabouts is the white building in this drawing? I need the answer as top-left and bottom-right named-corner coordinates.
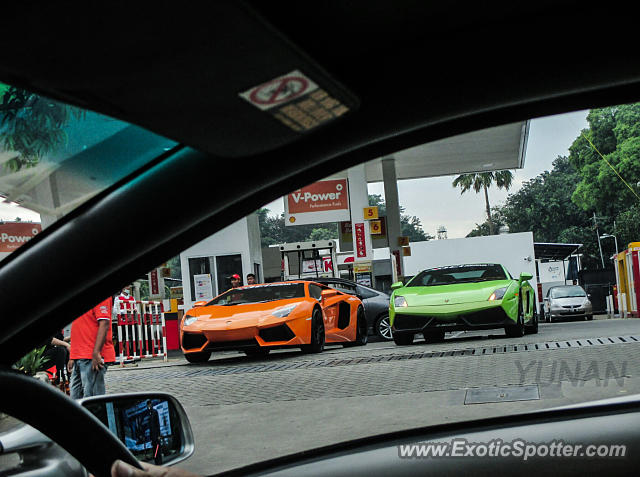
top-left (179, 214), bottom-right (262, 310)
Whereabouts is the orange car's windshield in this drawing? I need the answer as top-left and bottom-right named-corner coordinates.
top-left (208, 283), bottom-right (306, 306)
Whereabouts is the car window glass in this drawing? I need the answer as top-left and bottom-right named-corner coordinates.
top-left (8, 75), bottom-right (639, 477)
top-left (0, 82), bottom-right (177, 259)
top-left (329, 283), bottom-right (356, 294)
top-left (407, 264), bottom-right (507, 287)
top-left (550, 286), bottom-right (587, 298)
top-left (207, 283), bottom-right (305, 305)
top-left (308, 283), bottom-right (323, 300)
top-left (356, 286), bottom-right (378, 299)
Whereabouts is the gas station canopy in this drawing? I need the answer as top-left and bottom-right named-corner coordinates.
top-left (534, 242), bottom-right (582, 261)
top-left (328, 121), bottom-right (529, 182)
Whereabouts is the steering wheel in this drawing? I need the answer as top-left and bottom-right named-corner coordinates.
top-left (0, 367), bottom-right (142, 477)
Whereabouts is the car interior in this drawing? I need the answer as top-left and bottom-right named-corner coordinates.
top-left (1, 1), bottom-right (640, 476)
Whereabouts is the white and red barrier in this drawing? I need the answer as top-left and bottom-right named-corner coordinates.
top-left (115, 300), bottom-right (167, 365)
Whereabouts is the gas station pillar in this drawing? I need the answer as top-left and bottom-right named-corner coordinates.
top-left (348, 164), bottom-right (374, 286)
top-left (382, 157), bottom-right (404, 279)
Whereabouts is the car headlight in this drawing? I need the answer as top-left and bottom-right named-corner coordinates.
top-left (488, 286), bottom-right (508, 301)
top-left (272, 303), bottom-right (298, 318)
top-left (394, 296), bottom-right (408, 308)
top-left (183, 314), bottom-right (198, 326)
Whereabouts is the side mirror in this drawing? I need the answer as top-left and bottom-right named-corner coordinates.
top-left (193, 301), bottom-right (207, 307)
top-left (321, 289), bottom-right (339, 299)
top-left (519, 272), bottom-right (533, 281)
top-left (80, 393), bottom-right (194, 467)
top-left (390, 281), bottom-right (404, 290)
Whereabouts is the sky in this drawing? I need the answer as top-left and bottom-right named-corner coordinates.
top-left (0, 110), bottom-right (590, 231)
top-left (262, 109), bottom-right (590, 238)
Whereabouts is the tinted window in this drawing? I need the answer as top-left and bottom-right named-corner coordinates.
top-left (407, 264), bottom-right (507, 287)
top-left (550, 286), bottom-right (587, 298)
top-left (357, 286), bottom-right (378, 299)
top-left (327, 282), bottom-right (356, 294)
top-left (207, 283), bottom-right (305, 305)
top-left (308, 283), bottom-right (323, 300)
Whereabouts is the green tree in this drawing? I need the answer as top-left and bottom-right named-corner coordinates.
top-left (466, 207), bottom-right (506, 237)
top-left (0, 85), bottom-right (84, 171)
top-left (569, 104), bottom-right (640, 219)
top-left (257, 193), bottom-right (432, 247)
top-left (615, 204), bottom-right (640, 251)
top-left (256, 208), bottom-right (337, 247)
top-left (452, 170), bottom-right (514, 235)
top-left (309, 227), bottom-right (338, 241)
top-left (500, 156), bottom-right (589, 242)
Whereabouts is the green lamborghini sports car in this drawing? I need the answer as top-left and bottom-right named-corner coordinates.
top-left (389, 263), bottom-right (538, 346)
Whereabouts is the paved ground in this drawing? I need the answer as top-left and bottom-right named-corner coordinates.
top-left (104, 316), bottom-right (640, 475)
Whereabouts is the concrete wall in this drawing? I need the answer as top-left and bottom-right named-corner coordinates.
top-left (403, 232), bottom-right (539, 305)
top-left (180, 216), bottom-right (262, 310)
top-left (246, 212), bottom-right (264, 280)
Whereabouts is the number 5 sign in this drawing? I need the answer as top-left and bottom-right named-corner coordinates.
top-left (363, 206), bottom-right (379, 220)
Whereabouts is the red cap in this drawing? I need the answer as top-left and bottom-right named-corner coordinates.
top-left (230, 274), bottom-right (241, 280)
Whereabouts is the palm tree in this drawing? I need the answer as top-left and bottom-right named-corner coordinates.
top-left (452, 170), bottom-right (514, 235)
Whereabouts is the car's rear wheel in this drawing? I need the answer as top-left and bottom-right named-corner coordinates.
top-left (344, 307), bottom-right (368, 347)
top-left (301, 308), bottom-right (325, 353)
top-left (423, 329), bottom-right (445, 342)
top-left (184, 351), bottom-right (211, 363)
top-left (393, 332), bottom-right (414, 346)
top-left (375, 314), bottom-right (393, 341)
top-left (505, 296), bottom-right (525, 338)
top-left (244, 348), bottom-right (271, 357)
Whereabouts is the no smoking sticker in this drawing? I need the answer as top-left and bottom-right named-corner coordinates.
top-left (240, 70), bottom-right (318, 111)
top-left (239, 70), bottom-right (350, 132)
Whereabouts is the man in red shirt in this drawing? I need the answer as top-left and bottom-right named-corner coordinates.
top-left (68, 297), bottom-right (116, 399)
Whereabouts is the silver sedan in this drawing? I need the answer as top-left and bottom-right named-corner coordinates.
top-left (543, 285), bottom-right (593, 322)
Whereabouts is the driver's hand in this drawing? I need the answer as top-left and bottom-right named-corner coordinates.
top-left (111, 460), bottom-right (200, 477)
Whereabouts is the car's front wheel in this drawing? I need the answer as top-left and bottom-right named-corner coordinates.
top-left (375, 314), bottom-right (393, 341)
top-left (393, 332), bottom-right (414, 346)
top-left (505, 297), bottom-right (525, 338)
top-left (184, 351), bottom-right (211, 363)
top-left (525, 311), bottom-right (539, 334)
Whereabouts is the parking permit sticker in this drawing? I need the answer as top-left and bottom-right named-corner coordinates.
top-left (239, 70), bottom-right (350, 132)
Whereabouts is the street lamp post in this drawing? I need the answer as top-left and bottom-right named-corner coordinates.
top-left (600, 233), bottom-right (619, 256)
top-left (600, 233), bottom-right (619, 318)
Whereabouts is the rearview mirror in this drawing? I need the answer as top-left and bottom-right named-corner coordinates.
top-left (80, 393), bottom-right (194, 466)
top-left (193, 301), bottom-right (207, 307)
top-left (390, 281), bottom-right (404, 290)
top-left (519, 272), bottom-right (533, 281)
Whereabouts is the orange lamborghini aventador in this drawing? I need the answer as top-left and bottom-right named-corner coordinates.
top-left (180, 281), bottom-right (367, 363)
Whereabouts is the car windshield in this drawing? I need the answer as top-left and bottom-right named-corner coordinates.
top-left (407, 264), bottom-right (507, 287)
top-left (551, 286), bottom-right (587, 298)
top-left (207, 283), bottom-right (306, 306)
top-left (5, 82), bottom-right (640, 476)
